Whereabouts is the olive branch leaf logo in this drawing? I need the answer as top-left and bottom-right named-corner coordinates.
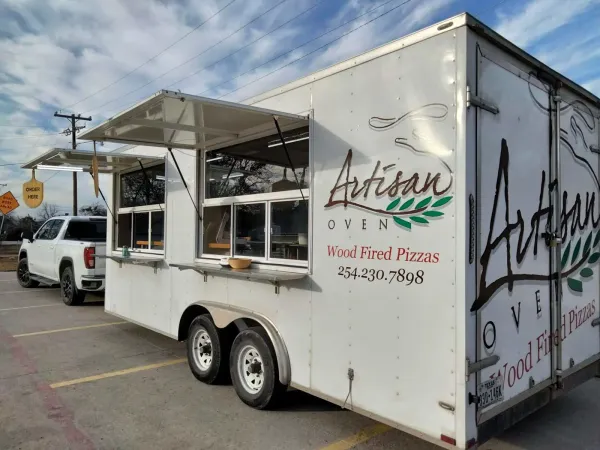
top-left (386, 195), bottom-right (453, 230)
top-left (562, 230), bottom-right (600, 293)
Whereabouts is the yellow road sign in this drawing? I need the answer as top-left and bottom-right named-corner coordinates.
top-left (0, 191), bottom-right (19, 215)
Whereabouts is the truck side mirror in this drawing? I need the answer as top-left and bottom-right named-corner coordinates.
top-left (21, 231), bottom-right (34, 242)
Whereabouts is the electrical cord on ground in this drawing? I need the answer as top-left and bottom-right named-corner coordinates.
top-left (342, 368), bottom-right (354, 410)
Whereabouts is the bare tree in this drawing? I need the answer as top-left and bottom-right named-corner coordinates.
top-left (79, 202), bottom-right (107, 216)
top-left (37, 203), bottom-right (60, 221)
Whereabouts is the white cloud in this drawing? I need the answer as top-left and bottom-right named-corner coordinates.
top-left (1, 0), bottom-right (598, 220)
top-left (494, 0), bottom-right (598, 48)
top-left (584, 78), bottom-right (600, 96)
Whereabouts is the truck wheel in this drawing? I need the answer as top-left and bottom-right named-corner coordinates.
top-left (230, 327), bottom-right (286, 409)
top-left (16, 258), bottom-right (39, 288)
top-left (187, 314), bottom-right (232, 384)
top-left (60, 266), bottom-right (85, 306)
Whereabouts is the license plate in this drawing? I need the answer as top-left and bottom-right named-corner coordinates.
top-left (478, 376), bottom-right (504, 409)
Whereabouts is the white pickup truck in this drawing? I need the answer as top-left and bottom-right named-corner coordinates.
top-left (17, 216), bottom-right (107, 305)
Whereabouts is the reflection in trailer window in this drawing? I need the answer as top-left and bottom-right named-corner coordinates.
top-left (116, 163), bottom-right (165, 253)
top-left (201, 127), bottom-right (309, 265)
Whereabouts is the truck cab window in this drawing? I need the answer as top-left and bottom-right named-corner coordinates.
top-left (37, 220), bottom-right (63, 240)
top-left (65, 220), bottom-right (107, 242)
top-left (34, 221), bottom-right (53, 240)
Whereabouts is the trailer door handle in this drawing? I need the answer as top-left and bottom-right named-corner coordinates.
top-left (541, 232), bottom-right (562, 247)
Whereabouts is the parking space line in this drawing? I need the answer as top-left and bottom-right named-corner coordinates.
top-left (320, 424), bottom-right (391, 450)
top-left (0, 304), bottom-right (61, 312)
top-left (50, 358), bottom-right (187, 388)
top-left (14, 321), bottom-right (127, 337)
top-left (0, 289), bottom-right (59, 295)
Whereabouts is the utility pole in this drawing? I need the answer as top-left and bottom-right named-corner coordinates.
top-left (54, 112), bottom-right (92, 216)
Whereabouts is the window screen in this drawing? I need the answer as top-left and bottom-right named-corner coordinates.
top-left (120, 163), bottom-right (165, 207)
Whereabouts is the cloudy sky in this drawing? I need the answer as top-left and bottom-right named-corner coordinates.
top-left (1, 0), bottom-right (599, 217)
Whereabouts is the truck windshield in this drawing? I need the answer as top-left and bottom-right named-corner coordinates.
top-left (64, 220), bottom-right (107, 242)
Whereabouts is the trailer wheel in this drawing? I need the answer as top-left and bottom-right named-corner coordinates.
top-left (16, 258), bottom-right (39, 288)
top-left (230, 327), bottom-right (286, 409)
top-left (187, 314), bottom-right (231, 384)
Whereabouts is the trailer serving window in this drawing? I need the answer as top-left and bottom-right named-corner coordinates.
top-left (74, 90), bottom-right (310, 265)
top-left (20, 148), bottom-right (166, 255)
top-left (116, 162), bottom-right (166, 253)
top-left (201, 127), bottom-right (309, 265)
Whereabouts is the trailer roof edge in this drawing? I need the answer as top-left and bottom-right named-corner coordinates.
top-left (243, 13), bottom-right (470, 106)
top-left (245, 12), bottom-right (599, 110)
top-left (464, 13), bottom-right (600, 107)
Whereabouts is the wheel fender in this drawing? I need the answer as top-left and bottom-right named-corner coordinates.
top-left (192, 300), bottom-right (291, 386)
top-left (59, 258), bottom-right (80, 289)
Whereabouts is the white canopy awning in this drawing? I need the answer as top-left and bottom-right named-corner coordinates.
top-left (78, 90), bottom-right (308, 150)
top-left (21, 148), bottom-right (163, 173)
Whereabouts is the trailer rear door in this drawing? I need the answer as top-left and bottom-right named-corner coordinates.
top-left (555, 91), bottom-right (600, 376)
top-left (473, 51), bottom-right (556, 422)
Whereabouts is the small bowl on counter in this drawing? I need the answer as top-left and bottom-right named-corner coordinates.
top-left (227, 258), bottom-right (252, 269)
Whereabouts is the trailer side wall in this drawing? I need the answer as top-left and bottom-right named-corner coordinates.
top-left (105, 20), bottom-right (466, 446)
top-left (251, 30), bottom-right (460, 440)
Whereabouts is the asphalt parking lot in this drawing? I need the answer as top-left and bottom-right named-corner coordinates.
top-left (1, 271), bottom-right (600, 450)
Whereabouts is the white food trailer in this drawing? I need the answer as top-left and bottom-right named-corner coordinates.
top-left (33, 13), bottom-right (600, 449)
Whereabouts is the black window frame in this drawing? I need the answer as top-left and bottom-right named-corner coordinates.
top-left (115, 162), bottom-right (166, 254)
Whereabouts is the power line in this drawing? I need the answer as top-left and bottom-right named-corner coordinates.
top-left (0, 124), bottom-right (49, 128)
top-left (42, 172), bottom-right (60, 183)
top-left (99, 0), bottom-right (400, 118)
top-left (63, 0), bottom-right (238, 111)
top-left (0, 133), bottom-right (62, 140)
top-left (163, 0), bottom-right (326, 91)
top-left (86, 0), bottom-right (290, 116)
top-left (195, 0), bottom-right (408, 100)
top-left (220, 0), bottom-right (415, 100)
top-left (100, 0), bottom-right (325, 118)
top-left (478, 0), bottom-right (512, 15)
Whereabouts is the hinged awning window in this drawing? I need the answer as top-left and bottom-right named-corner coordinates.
top-left (21, 148), bottom-right (163, 173)
top-left (78, 90), bottom-right (308, 150)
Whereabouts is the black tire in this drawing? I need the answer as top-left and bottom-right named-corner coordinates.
top-left (187, 314), bottom-right (232, 385)
top-left (60, 266), bottom-right (85, 306)
top-left (230, 327), bottom-right (286, 409)
top-left (16, 258), bottom-right (39, 288)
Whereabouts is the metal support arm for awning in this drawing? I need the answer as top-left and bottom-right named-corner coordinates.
top-left (272, 116), bottom-right (305, 201)
top-left (167, 148), bottom-right (201, 221)
top-left (88, 172), bottom-right (117, 224)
